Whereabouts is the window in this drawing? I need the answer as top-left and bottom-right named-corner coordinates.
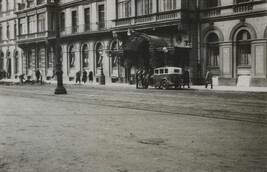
top-left (14, 22), bottom-right (17, 39)
top-left (98, 5), bottom-right (105, 29)
top-left (7, 0), bottom-right (9, 11)
top-left (0, 25), bottom-right (2, 40)
top-left (28, 50), bottom-right (32, 69)
top-left (117, 0), bottom-right (131, 19)
top-left (111, 41), bottom-right (118, 68)
top-left (69, 46), bottom-right (75, 68)
top-left (60, 12), bottom-right (65, 31)
top-left (71, 11), bottom-right (77, 33)
top-left (19, 18), bottom-right (26, 35)
top-left (28, 16), bottom-right (36, 33)
top-left (37, 48), bottom-right (45, 69)
top-left (47, 47), bottom-right (54, 69)
top-left (137, 0), bottom-right (152, 16)
top-left (51, 12), bottom-right (55, 31)
top-left (158, 0), bottom-right (177, 12)
top-left (6, 24), bottom-right (9, 39)
top-left (207, 33), bottom-right (219, 66)
top-left (237, 30), bottom-right (251, 66)
top-left (0, 51), bottom-right (3, 70)
top-left (96, 43), bottom-right (103, 68)
top-left (160, 69), bottom-right (164, 74)
top-left (155, 69), bottom-right (159, 74)
top-left (82, 44), bottom-right (89, 68)
top-left (84, 8), bottom-right (90, 31)
top-left (207, 0), bottom-right (218, 7)
top-left (38, 13), bottom-right (46, 32)
top-left (164, 69), bottom-right (168, 73)
top-left (15, 51), bottom-right (19, 74)
top-left (27, 0), bottom-right (35, 7)
top-left (0, 0), bottom-right (2, 14)
top-left (235, 0), bottom-right (250, 3)
top-left (174, 69), bottom-right (180, 73)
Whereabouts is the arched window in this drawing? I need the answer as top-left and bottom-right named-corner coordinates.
top-left (47, 47), bottom-right (53, 69)
top-left (28, 50), bottom-right (32, 69)
top-left (69, 46), bottom-right (75, 68)
top-left (111, 41), bottom-right (118, 68)
top-left (0, 51), bottom-right (3, 70)
top-left (14, 51), bottom-right (19, 74)
top-left (237, 30), bottom-right (251, 66)
top-left (96, 43), bottom-right (103, 68)
top-left (207, 33), bottom-right (219, 66)
top-left (82, 44), bottom-right (89, 68)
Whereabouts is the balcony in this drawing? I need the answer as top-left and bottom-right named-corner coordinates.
top-left (17, 31), bottom-right (56, 41)
top-left (60, 21), bottom-right (111, 37)
top-left (115, 10), bottom-right (182, 27)
top-left (233, 2), bottom-right (253, 13)
top-left (204, 8), bottom-right (221, 17)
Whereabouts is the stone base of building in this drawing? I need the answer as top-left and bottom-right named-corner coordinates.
top-left (250, 78), bottom-right (267, 87)
top-left (218, 78), bottom-right (237, 86)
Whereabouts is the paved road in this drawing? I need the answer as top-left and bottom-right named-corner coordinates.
top-left (0, 84), bottom-right (266, 172)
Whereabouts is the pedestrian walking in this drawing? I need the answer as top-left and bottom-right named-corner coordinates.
top-left (205, 69), bottom-right (213, 89)
top-left (88, 71), bottom-right (93, 83)
top-left (183, 68), bottom-right (190, 88)
top-left (76, 71), bottom-right (81, 84)
top-left (35, 69), bottom-right (41, 83)
top-left (82, 69), bottom-right (87, 83)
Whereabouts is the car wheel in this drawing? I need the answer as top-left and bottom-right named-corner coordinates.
top-left (161, 80), bottom-right (169, 90)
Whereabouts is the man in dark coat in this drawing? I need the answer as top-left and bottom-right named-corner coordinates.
top-left (76, 71), bottom-right (81, 84)
top-left (82, 69), bottom-right (87, 83)
top-left (205, 69), bottom-right (213, 89)
top-left (183, 68), bottom-right (190, 88)
top-left (88, 71), bottom-right (93, 83)
top-left (36, 69), bottom-right (41, 83)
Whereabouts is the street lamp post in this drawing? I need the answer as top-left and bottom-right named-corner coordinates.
top-left (54, 0), bottom-right (67, 94)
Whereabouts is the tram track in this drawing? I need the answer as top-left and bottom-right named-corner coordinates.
top-left (1, 86), bottom-right (266, 125)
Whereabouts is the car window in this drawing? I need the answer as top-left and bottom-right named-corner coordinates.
top-left (155, 70), bottom-right (159, 74)
top-left (165, 69), bottom-right (168, 74)
top-left (160, 69), bottom-right (164, 74)
top-left (174, 69), bottom-right (180, 73)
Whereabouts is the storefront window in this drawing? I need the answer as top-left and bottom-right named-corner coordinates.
top-left (207, 33), bottom-right (219, 67)
top-left (96, 43), bottom-right (103, 68)
top-left (69, 46), bottom-right (75, 68)
top-left (0, 51), bottom-right (3, 70)
top-left (237, 30), bottom-right (251, 66)
top-left (15, 51), bottom-right (19, 74)
top-left (82, 44), bottom-right (89, 68)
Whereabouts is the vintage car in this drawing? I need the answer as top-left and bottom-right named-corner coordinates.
top-left (136, 66), bottom-right (183, 89)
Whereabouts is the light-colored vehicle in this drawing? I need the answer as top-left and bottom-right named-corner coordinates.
top-left (151, 67), bottom-right (183, 89)
top-left (136, 66), bottom-right (183, 89)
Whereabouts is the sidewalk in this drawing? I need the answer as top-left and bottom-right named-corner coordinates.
top-left (1, 78), bottom-right (267, 92)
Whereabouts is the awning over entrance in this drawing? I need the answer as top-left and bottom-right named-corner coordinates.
top-left (122, 32), bottom-right (169, 68)
top-left (124, 33), bottom-right (168, 52)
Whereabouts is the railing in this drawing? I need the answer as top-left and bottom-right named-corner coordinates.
top-left (204, 8), bottom-right (221, 17)
top-left (17, 31), bottom-right (54, 40)
top-left (233, 2), bottom-right (253, 13)
top-left (60, 21), bottom-right (111, 37)
top-left (115, 10), bottom-right (182, 26)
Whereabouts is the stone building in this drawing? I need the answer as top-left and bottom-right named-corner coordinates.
top-left (0, 0), bottom-right (20, 79)
top-left (199, 0), bottom-right (267, 86)
top-left (1, 0), bottom-right (267, 86)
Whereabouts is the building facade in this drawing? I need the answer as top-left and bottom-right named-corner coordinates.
top-left (0, 0), bottom-right (267, 86)
top-left (0, 0), bottom-right (19, 79)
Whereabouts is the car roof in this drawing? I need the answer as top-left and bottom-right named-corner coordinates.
top-left (154, 67), bottom-right (182, 70)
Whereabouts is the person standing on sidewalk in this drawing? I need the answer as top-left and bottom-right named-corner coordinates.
top-left (35, 69), bottom-right (41, 83)
top-left (205, 69), bottom-right (213, 89)
top-left (88, 71), bottom-right (93, 83)
top-left (82, 69), bottom-right (87, 83)
top-left (76, 71), bottom-right (81, 84)
top-left (183, 68), bottom-right (190, 88)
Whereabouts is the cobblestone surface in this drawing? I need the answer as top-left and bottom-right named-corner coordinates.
top-left (0, 84), bottom-right (267, 172)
